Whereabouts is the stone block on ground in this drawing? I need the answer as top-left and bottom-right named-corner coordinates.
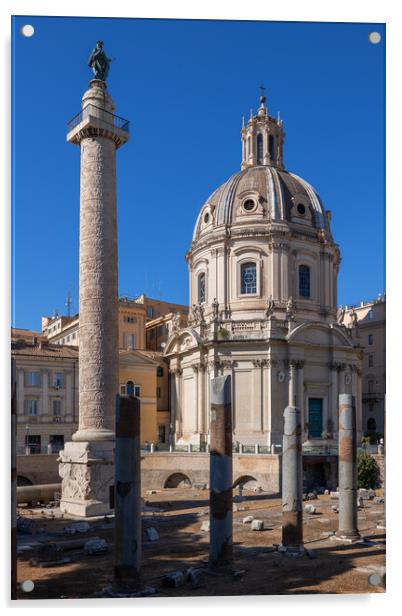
top-left (330, 491), bottom-right (339, 499)
top-left (186, 566), bottom-right (205, 587)
top-left (63, 522), bottom-right (91, 535)
top-left (162, 570), bottom-right (185, 588)
top-left (251, 519), bottom-right (264, 531)
top-left (357, 496), bottom-right (364, 508)
top-left (304, 504), bottom-right (317, 514)
top-left (358, 488), bottom-right (376, 500)
top-left (17, 517), bottom-right (36, 535)
top-left (374, 496), bottom-right (384, 504)
top-left (242, 515), bottom-right (254, 524)
top-left (200, 520), bottom-right (210, 532)
top-left (307, 492), bottom-right (318, 500)
top-left (84, 539), bottom-right (109, 555)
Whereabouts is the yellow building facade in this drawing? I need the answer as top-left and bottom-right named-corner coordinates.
top-left (118, 350), bottom-right (170, 445)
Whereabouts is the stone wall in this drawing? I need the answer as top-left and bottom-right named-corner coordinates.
top-left (17, 452), bottom-right (281, 492)
top-left (17, 451), bottom-right (352, 492)
top-left (141, 453), bottom-right (281, 492)
top-left (17, 454), bottom-right (59, 485)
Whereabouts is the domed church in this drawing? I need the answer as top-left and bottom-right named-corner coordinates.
top-left (164, 93), bottom-right (363, 450)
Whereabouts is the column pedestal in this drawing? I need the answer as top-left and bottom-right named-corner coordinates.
top-left (59, 441), bottom-right (114, 517)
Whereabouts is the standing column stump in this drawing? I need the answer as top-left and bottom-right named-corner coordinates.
top-left (334, 393), bottom-right (360, 542)
top-left (281, 405), bottom-right (304, 553)
top-left (209, 375), bottom-right (233, 569)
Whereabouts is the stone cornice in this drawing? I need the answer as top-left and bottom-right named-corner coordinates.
top-left (68, 125), bottom-right (127, 148)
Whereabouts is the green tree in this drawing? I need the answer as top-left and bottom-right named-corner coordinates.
top-left (357, 450), bottom-right (379, 489)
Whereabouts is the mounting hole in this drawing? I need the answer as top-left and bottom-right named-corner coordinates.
top-left (368, 32), bottom-right (381, 45)
top-left (21, 579), bottom-right (35, 592)
top-left (21, 24), bottom-right (35, 37)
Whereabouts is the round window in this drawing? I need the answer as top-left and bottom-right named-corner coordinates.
top-left (243, 199), bottom-right (255, 212)
top-left (297, 203), bottom-right (306, 215)
top-left (204, 212), bottom-right (210, 224)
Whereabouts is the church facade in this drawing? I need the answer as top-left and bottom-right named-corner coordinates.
top-left (164, 94), bottom-right (363, 449)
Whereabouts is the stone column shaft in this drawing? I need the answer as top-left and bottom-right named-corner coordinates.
top-left (198, 367), bottom-right (205, 436)
top-left (174, 371), bottom-right (182, 437)
top-left (296, 364), bottom-right (305, 439)
top-left (288, 362), bottom-right (297, 407)
top-left (113, 395), bottom-right (141, 592)
top-left (252, 363), bottom-right (263, 431)
top-left (209, 375), bottom-right (232, 568)
top-left (76, 132), bottom-right (118, 441)
top-left (330, 365), bottom-right (338, 436)
top-left (337, 394), bottom-right (360, 540)
top-left (193, 367), bottom-right (199, 434)
top-left (281, 405), bottom-right (303, 550)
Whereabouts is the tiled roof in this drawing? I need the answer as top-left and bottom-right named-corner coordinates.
top-left (11, 342), bottom-right (78, 359)
top-left (11, 328), bottom-right (44, 341)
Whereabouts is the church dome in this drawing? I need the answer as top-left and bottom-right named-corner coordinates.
top-left (192, 165), bottom-right (329, 242)
top-left (185, 93), bottom-right (339, 327)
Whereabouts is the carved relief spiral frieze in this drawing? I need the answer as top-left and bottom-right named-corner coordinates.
top-left (78, 135), bottom-right (119, 434)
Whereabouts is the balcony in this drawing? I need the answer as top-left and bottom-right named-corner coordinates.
top-left (67, 104), bottom-right (130, 134)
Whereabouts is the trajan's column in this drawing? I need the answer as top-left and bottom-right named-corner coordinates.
top-left (59, 42), bottom-right (129, 516)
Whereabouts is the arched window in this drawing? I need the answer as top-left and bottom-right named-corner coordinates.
top-left (367, 417), bottom-right (377, 432)
top-left (198, 272), bottom-right (206, 304)
top-left (269, 135), bottom-right (275, 161)
top-left (299, 265), bottom-right (311, 298)
top-left (241, 262), bottom-right (257, 294)
top-left (257, 133), bottom-right (263, 164)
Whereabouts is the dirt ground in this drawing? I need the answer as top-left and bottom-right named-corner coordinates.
top-left (16, 488), bottom-right (386, 599)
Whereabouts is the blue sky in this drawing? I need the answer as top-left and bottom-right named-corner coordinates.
top-left (12, 16), bottom-right (385, 330)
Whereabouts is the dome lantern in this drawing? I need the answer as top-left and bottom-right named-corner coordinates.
top-left (241, 89), bottom-right (285, 171)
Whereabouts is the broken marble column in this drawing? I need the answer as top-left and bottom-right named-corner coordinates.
top-left (113, 395), bottom-right (141, 592)
top-left (281, 405), bottom-right (303, 551)
top-left (209, 375), bottom-right (232, 569)
top-left (59, 79), bottom-right (129, 517)
top-left (336, 393), bottom-right (360, 541)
